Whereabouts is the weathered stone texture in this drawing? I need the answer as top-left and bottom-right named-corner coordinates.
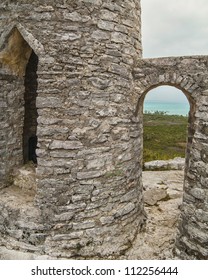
top-left (0, 0), bottom-right (208, 260)
top-left (0, 0), bottom-right (144, 259)
top-left (134, 56), bottom-right (208, 259)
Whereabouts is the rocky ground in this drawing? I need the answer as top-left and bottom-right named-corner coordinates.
top-left (126, 170), bottom-right (184, 259)
top-left (0, 166), bottom-right (184, 260)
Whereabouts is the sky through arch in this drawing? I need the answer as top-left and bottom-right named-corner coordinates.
top-left (144, 86), bottom-right (190, 116)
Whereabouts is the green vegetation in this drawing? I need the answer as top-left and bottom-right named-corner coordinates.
top-left (143, 111), bottom-right (188, 162)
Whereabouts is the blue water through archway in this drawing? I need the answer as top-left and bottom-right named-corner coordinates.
top-left (144, 86), bottom-right (189, 116)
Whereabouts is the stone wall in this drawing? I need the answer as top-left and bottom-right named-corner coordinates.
top-left (134, 56), bottom-right (208, 259)
top-left (0, 71), bottom-right (25, 187)
top-left (0, 0), bottom-right (208, 259)
top-left (0, 0), bottom-right (145, 259)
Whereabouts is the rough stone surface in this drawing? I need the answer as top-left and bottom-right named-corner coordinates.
top-left (0, 0), bottom-right (143, 259)
top-left (0, 170), bottom-right (184, 260)
top-left (126, 170), bottom-right (184, 260)
top-left (0, 0), bottom-right (208, 260)
top-left (13, 164), bottom-right (37, 193)
top-left (134, 56), bottom-right (208, 259)
top-left (144, 157), bottom-right (185, 171)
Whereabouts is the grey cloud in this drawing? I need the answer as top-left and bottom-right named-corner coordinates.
top-left (141, 0), bottom-right (208, 57)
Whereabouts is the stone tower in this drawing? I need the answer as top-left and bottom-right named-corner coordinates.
top-left (0, 0), bottom-right (144, 258)
top-left (0, 0), bottom-right (208, 259)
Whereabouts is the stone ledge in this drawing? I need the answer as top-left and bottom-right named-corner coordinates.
top-left (144, 157), bottom-right (185, 171)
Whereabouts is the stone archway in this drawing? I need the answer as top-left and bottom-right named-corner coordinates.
top-left (134, 56), bottom-right (208, 259)
top-left (134, 57), bottom-right (200, 182)
top-left (143, 85), bottom-right (191, 161)
top-left (140, 83), bottom-right (195, 174)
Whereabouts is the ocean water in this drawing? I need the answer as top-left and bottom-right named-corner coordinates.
top-left (144, 101), bottom-right (189, 116)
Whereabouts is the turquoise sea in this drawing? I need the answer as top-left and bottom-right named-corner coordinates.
top-left (144, 101), bottom-right (189, 116)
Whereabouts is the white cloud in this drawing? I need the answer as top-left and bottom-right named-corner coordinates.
top-left (141, 0), bottom-right (208, 57)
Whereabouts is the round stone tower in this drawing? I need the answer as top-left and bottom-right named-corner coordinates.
top-left (0, 0), bottom-right (144, 258)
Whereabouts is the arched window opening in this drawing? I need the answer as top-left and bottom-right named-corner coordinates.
top-left (143, 86), bottom-right (190, 164)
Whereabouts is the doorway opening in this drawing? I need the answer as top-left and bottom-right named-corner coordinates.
top-left (0, 27), bottom-right (38, 165)
top-left (23, 50), bottom-right (38, 164)
top-left (140, 85), bottom-right (191, 259)
top-left (0, 27), bottom-right (39, 189)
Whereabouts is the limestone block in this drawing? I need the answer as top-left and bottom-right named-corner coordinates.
top-left (96, 107), bottom-right (117, 117)
top-left (100, 216), bottom-right (114, 225)
top-left (61, 33), bottom-right (81, 41)
top-left (109, 63), bottom-right (130, 78)
top-left (144, 188), bottom-right (168, 206)
top-left (36, 97), bottom-right (63, 108)
top-left (113, 202), bottom-right (135, 218)
top-left (89, 77), bottom-right (110, 89)
top-left (52, 232), bottom-right (84, 242)
top-left (37, 126), bottom-right (69, 136)
top-left (100, 10), bottom-right (118, 21)
top-left (91, 30), bottom-right (110, 40)
top-left (86, 155), bottom-right (112, 170)
top-left (144, 158), bottom-right (185, 171)
top-left (77, 170), bottom-right (106, 180)
top-left (73, 221), bottom-right (95, 230)
top-left (13, 165), bottom-right (37, 193)
top-left (50, 151), bottom-right (76, 158)
top-left (83, 0), bottom-right (102, 5)
top-left (189, 188), bottom-right (205, 200)
top-left (63, 11), bottom-right (90, 22)
top-left (50, 140), bottom-right (83, 150)
top-left (98, 20), bottom-right (114, 31)
top-left (34, 6), bottom-right (54, 12)
top-left (111, 32), bottom-right (127, 44)
top-left (54, 212), bottom-right (74, 222)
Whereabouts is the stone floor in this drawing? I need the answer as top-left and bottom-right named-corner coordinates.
top-left (126, 170), bottom-right (184, 259)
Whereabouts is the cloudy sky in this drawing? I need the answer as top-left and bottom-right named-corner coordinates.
top-left (141, 0), bottom-right (208, 104)
top-left (141, 0), bottom-right (208, 58)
